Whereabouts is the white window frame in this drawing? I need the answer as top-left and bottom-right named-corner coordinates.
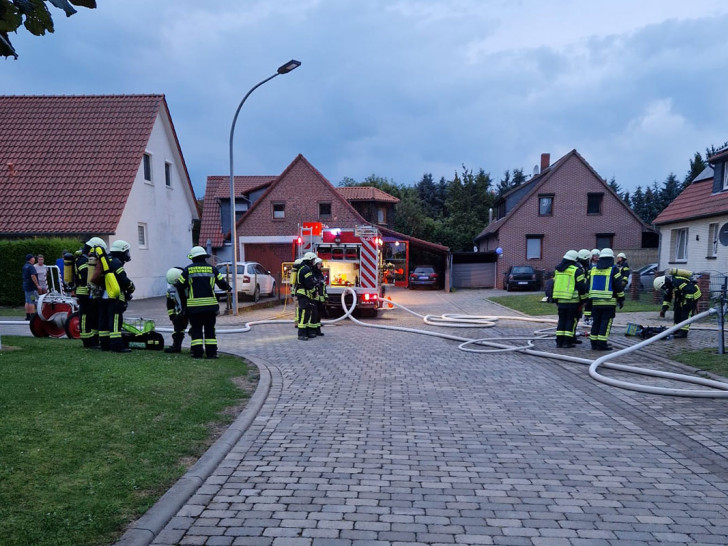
top-left (526, 236), bottom-right (542, 259)
top-left (377, 206), bottom-right (386, 224)
top-left (137, 223), bottom-right (148, 249)
top-left (272, 202), bottom-right (285, 219)
top-left (672, 228), bottom-right (688, 262)
top-left (143, 152), bottom-right (153, 184)
top-left (723, 163), bottom-right (728, 191)
top-left (709, 223), bottom-right (719, 258)
top-left (165, 161), bottom-right (172, 188)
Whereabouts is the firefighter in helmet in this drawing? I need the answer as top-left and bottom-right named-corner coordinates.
top-left (616, 252), bottom-right (630, 290)
top-left (291, 257), bottom-right (303, 329)
top-left (295, 252), bottom-right (318, 340)
top-left (100, 240), bottom-right (135, 353)
top-left (175, 246), bottom-right (230, 358)
top-left (654, 270), bottom-right (702, 338)
top-left (164, 267), bottom-right (188, 353)
top-left (311, 257), bottom-right (327, 336)
top-left (587, 248), bottom-right (624, 351)
top-left (75, 237), bottom-right (105, 348)
top-left (552, 250), bottom-right (587, 348)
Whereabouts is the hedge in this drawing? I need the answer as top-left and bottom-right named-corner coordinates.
top-left (0, 237), bottom-right (86, 307)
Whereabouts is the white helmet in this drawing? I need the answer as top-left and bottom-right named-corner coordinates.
top-left (86, 237), bottom-right (107, 251)
top-left (617, 252), bottom-right (626, 260)
top-left (166, 267), bottom-right (183, 284)
top-left (314, 257), bottom-right (323, 265)
top-left (563, 250), bottom-right (579, 261)
top-left (591, 249), bottom-right (600, 257)
top-left (110, 240), bottom-right (130, 253)
top-left (577, 249), bottom-right (591, 261)
top-left (653, 276), bottom-right (666, 291)
top-left (600, 248), bottom-right (614, 258)
top-left (188, 246), bottom-right (209, 259)
top-left (303, 251), bottom-right (317, 261)
top-left (293, 258), bottom-right (303, 266)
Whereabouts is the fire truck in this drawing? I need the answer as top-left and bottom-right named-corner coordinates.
top-left (297, 222), bottom-right (384, 317)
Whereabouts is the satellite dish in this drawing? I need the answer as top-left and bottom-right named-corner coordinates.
top-left (533, 164), bottom-right (539, 176)
top-left (719, 223), bottom-right (728, 246)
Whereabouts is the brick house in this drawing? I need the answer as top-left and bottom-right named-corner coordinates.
top-left (198, 154), bottom-right (449, 288)
top-left (0, 95), bottom-right (199, 298)
top-left (474, 149), bottom-right (655, 289)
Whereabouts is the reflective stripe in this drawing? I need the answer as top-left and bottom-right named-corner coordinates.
top-left (553, 266), bottom-right (577, 301)
top-left (589, 268), bottom-right (613, 300)
top-left (188, 297), bottom-right (217, 307)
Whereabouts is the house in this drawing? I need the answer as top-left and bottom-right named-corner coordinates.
top-left (0, 95), bottom-right (199, 298)
top-left (474, 150), bottom-right (655, 288)
top-left (653, 164), bottom-right (728, 277)
top-left (199, 154), bottom-right (449, 287)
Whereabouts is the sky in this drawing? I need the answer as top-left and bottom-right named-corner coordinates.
top-left (3, 0), bottom-right (728, 200)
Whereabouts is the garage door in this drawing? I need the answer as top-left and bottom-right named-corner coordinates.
top-left (452, 262), bottom-right (496, 288)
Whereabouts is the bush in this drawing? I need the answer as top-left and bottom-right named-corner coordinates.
top-left (0, 237), bottom-right (85, 306)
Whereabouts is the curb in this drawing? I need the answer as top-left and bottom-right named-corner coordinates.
top-left (115, 357), bottom-right (272, 546)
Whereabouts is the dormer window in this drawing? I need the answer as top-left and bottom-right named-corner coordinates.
top-left (723, 162), bottom-right (728, 191)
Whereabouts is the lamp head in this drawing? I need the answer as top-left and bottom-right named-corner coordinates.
top-left (277, 59), bottom-right (301, 74)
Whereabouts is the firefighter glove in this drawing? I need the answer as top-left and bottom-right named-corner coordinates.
top-left (659, 305), bottom-right (668, 318)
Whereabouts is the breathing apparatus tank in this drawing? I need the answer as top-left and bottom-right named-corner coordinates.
top-left (667, 268), bottom-right (693, 279)
top-left (63, 252), bottom-right (75, 286)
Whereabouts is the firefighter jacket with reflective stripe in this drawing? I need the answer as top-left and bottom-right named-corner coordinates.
top-left (588, 264), bottom-right (624, 306)
top-left (663, 275), bottom-right (701, 306)
top-left (313, 268), bottom-right (327, 302)
top-left (617, 260), bottom-right (630, 289)
top-left (73, 253), bottom-right (90, 296)
top-left (176, 261), bottom-right (229, 314)
top-left (106, 255), bottom-right (134, 302)
top-left (295, 263), bottom-right (315, 298)
top-left (552, 262), bottom-right (586, 304)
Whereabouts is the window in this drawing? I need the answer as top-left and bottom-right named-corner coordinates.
top-left (319, 202), bottom-right (332, 219)
top-left (165, 162), bottom-right (172, 187)
top-left (596, 234), bottom-right (613, 249)
top-left (709, 223), bottom-right (719, 258)
top-left (587, 193), bottom-right (603, 214)
top-left (526, 235), bottom-right (542, 259)
top-left (137, 223), bottom-right (148, 249)
top-left (671, 228), bottom-right (688, 262)
top-left (377, 207), bottom-right (387, 224)
top-left (272, 202), bottom-right (285, 219)
top-left (143, 153), bottom-right (152, 182)
top-left (723, 163), bottom-right (728, 191)
top-left (538, 195), bottom-right (553, 216)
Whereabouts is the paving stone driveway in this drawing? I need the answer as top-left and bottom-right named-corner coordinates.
top-left (143, 288), bottom-right (728, 545)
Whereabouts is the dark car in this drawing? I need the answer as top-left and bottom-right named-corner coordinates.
top-left (624, 262), bottom-right (658, 291)
top-left (503, 265), bottom-right (541, 291)
top-left (408, 265), bottom-right (438, 289)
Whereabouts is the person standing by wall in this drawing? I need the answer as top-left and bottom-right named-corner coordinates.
top-left (176, 246), bottom-right (230, 359)
top-left (295, 252), bottom-right (317, 340)
top-left (34, 254), bottom-right (48, 295)
top-left (616, 252), bottom-right (630, 290)
top-left (22, 254), bottom-right (40, 320)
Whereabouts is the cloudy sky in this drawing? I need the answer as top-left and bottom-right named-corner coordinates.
top-left (3, 0), bottom-right (728, 199)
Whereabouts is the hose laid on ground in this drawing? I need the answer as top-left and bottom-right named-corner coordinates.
top-left (159, 288), bottom-right (728, 398)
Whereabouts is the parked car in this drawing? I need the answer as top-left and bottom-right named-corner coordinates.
top-left (624, 262), bottom-right (658, 291)
top-left (503, 265), bottom-right (541, 291)
top-left (408, 265), bottom-right (439, 289)
top-left (215, 261), bottom-right (276, 302)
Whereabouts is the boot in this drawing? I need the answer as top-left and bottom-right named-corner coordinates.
top-left (562, 337), bottom-right (576, 348)
top-left (164, 345), bottom-right (181, 353)
top-left (315, 327), bottom-right (324, 336)
top-left (555, 335), bottom-right (564, 348)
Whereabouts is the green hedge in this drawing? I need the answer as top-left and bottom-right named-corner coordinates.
top-left (0, 238), bottom-right (85, 306)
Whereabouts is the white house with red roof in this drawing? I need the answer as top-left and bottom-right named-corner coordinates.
top-left (0, 95), bottom-right (200, 298)
top-left (653, 164), bottom-right (728, 277)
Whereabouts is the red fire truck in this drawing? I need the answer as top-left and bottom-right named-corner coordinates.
top-left (297, 222), bottom-right (384, 317)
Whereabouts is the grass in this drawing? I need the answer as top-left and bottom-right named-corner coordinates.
top-left (489, 291), bottom-right (662, 316)
top-left (671, 348), bottom-right (728, 377)
top-left (0, 335), bottom-right (255, 546)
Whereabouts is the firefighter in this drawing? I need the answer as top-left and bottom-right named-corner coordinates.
top-left (552, 250), bottom-right (587, 348)
top-left (79, 237), bottom-right (107, 349)
top-left (654, 270), bottom-right (702, 338)
top-left (101, 240), bottom-right (135, 353)
top-left (295, 252), bottom-right (318, 340)
top-left (175, 246), bottom-right (230, 358)
top-left (291, 257), bottom-right (302, 329)
top-left (587, 248), bottom-right (624, 351)
top-left (164, 267), bottom-right (188, 353)
top-left (311, 257), bottom-right (327, 336)
top-left (616, 252), bottom-right (631, 290)
top-left (576, 249), bottom-right (592, 327)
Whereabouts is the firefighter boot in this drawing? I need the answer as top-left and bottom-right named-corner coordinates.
top-left (315, 327), bottom-right (324, 336)
top-left (555, 335), bottom-right (564, 348)
top-left (297, 327), bottom-right (309, 341)
top-left (562, 337), bottom-right (576, 349)
top-left (164, 333), bottom-right (183, 353)
top-left (307, 328), bottom-right (317, 339)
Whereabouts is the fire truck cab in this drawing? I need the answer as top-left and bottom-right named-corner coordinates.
top-left (297, 222), bottom-right (383, 317)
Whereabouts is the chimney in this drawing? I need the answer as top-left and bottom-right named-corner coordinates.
top-left (540, 153), bottom-right (550, 172)
top-left (488, 208), bottom-right (493, 224)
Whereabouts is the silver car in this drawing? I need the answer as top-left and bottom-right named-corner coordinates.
top-left (215, 261), bottom-right (276, 302)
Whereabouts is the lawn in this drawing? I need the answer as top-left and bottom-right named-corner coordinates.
top-left (489, 292), bottom-right (662, 316)
top-left (0, 335), bottom-right (256, 546)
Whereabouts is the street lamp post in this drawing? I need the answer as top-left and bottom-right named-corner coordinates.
top-left (229, 59), bottom-right (301, 314)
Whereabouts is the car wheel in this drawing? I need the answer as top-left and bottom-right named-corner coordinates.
top-left (253, 285), bottom-right (260, 303)
top-left (269, 281), bottom-right (276, 297)
top-left (505, 282), bottom-right (510, 292)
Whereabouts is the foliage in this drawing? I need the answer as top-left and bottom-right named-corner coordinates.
top-left (489, 293), bottom-right (661, 316)
top-left (0, 0), bottom-right (96, 58)
top-left (0, 335), bottom-right (254, 546)
top-left (0, 237), bottom-right (84, 306)
top-left (671, 347), bottom-right (728, 377)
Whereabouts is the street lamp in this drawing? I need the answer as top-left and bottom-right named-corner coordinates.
top-left (229, 59), bottom-right (301, 314)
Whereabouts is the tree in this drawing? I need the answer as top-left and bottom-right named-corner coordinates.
top-left (0, 0), bottom-right (96, 59)
top-left (684, 152), bottom-right (706, 187)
